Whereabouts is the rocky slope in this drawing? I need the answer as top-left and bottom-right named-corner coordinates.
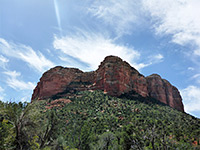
top-left (32, 56), bottom-right (184, 112)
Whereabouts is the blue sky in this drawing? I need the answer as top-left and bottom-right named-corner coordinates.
top-left (0, 0), bottom-right (200, 118)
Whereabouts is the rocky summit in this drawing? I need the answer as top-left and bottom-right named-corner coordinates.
top-left (32, 56), bottom-right (184, 112)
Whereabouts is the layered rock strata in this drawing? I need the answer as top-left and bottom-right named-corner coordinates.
top-left (32, 56), bottom-right (184, 112)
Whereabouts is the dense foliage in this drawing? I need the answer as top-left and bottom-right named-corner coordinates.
top-left (0, 91), bottom-right (200, 149)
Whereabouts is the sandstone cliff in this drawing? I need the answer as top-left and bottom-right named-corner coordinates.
top-left (32, 56), bottom-right (184, 112)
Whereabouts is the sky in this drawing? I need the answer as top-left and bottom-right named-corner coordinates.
top-left (0, 0), bottom-right (200, 118)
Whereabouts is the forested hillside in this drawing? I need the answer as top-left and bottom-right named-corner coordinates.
top-left (1, 91), bottom-right (200, 150)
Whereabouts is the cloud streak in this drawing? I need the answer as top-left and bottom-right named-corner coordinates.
top-left (0, 55), bottom-right (9, 69)
top-left (54, 0), bottom-right (62, 34)
top-left (0, 55), bottom-right (9, 63)
top-left (0, 38), bottom-right (54, 72)
top-left (88, 0), bottom-right (143, 37)
top-left (3, 70), bottom-right (35, 91)
top-left (143, 0), bottom-right (200, 56)
top-left (53, 31), bottom-right (153, 71)
top-left (181, 85), bottom-right (200, 115)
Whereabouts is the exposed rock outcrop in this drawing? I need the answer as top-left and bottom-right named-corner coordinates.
top-left (146, 74), bottom-right (184, 112)
top-left (93, 56), bottom-right (149, 97)
top-left (32, 56), bottom-right (184, 112)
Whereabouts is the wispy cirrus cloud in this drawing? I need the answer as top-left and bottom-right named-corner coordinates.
top-left (3, 70), bottom-right (35, 91)
top-left (148, 54), bottom-right (164, 65)
top-left (0, 55), bottom-right (9, 64)
top-left (190, 73), bottom-right (200, 84)
top-left (133, 54), bottom-right (164, 70)
top-left (0, 38), bottom-right (54, 72)
top-left (53, 31), bottom-right (164, 71)
top-left (143, 0), bottom-right (200, 56)
top-left (181, 85), bottom-right (200, 115)
top-left (0, 55), bottom-right (9, 69)
top-left (54, 31), bottom-right (151, 71)
top-left (88, 0), bottom-right (143, 37)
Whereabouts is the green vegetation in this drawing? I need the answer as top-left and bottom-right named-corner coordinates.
top-left (0, 91), bottom-right (200, 149)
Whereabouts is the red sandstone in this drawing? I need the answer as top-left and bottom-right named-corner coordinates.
top-left (32, 56), bottom-right (184, 112)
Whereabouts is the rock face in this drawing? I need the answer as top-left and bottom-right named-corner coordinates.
top-left (146, 74), bottom-right (184, 112)
top-left (32, 56), bottom-right (184, 112)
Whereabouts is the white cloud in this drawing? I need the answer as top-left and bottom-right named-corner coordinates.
top-left (0, 55), bottom-right (9, 63)
top-left (191, 74), bottom-right (200, 79)
top-left (153, 54), bottom-right (164, 60)
top-left (0, 55), bottom-right (9, 68)
top-left (131, 54), bottom-right (164, 70)
top-left (148, 54), bottom-right (164, 64)
top-left (190, 74), bottom-right (200, 84)
top-left (188, 67), bottom-right (194, 71)
top-left (88, 0), bottom-right (143, 37)
top-left (4, 70), bottom-right (20, 78)
top-left (21, 95), bottom-right (31, 103)
top-left (4, 70), bottom-right (35, 91)
top-left (181, 85), bottom-right (200, 114)
top-left (194, 49), bottom-right (200, 56)
top-left (0, 38), bottom-right (54, 72)
top-left (143, 0), bottom-right (200, 56)
top-left (53, 31), bottom-right (154, 71)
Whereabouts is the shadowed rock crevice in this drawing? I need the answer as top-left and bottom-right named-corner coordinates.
top-left (32, 55), bottom-right (184, 112)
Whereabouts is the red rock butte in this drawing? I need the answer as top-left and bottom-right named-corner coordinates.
top-left (32, 55), bottom-right (184, 112)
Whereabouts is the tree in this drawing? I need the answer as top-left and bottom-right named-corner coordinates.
top-left (90, 132), bottom-right (120, 150)
top-left (39, 109), bottom-right (62, 149)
